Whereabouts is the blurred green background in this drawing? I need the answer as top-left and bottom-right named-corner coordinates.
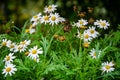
top-left (0, 0), bottom-right (120, 33)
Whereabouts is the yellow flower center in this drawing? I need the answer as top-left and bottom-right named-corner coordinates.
top-left (21, 41), bottom-right (26, 45)
top-left (10, 44), bottom-right (14, 48)
top-left (44, 16), bottom-right (49, 20)
top-left (34, 15), bottom-right (38, 19)
top-left (18, 46), bottom-right (22, 50)
top-left (105, 65), bottom-right (111, 69)
top-left (48, 6), bottom-right (52, 10)
top-left (83, 42), bottom-right (89, 48)
top-left (6, 67), bottom-right (11, 72)
top-left (90, 30), bottom-right (95, 34)
top-left (32, 50), bottom-right (37, 54)
top-left (80, 26), bottom-right (86, 29)
top-left (84, 34), bottom-right (89, 39)
top-left (2, 42), bottom-right (6, 46)
top-left (6, 56), bottom-right (10, 61)
top-left (93, 52), bottom-right (96, 57)
top-left (51, 16), bottom-right (56, 21)
top-left (101, 22), bottom-right (106, 27)
top-left (79, 21), bottom-right (84, 25)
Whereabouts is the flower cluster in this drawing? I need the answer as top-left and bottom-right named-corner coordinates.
top-left (73, 18), bottom-right (114, 73)
top-left (1, 39), bottom-right (17, 77)
top-left (1, 39), bottom-right (31, 77)
top-left (73, 19), bottom-right (99, 48)
top-left (1, 39), bottom-right (31, 53)
top-left (1, 38), bottom-right (43, 77)
top-left (26, 4), bottom-right (65, 34)
top-left (74, 19), bottom-right (110, 48)
top-left (0, 4), bottom-right (115, 78)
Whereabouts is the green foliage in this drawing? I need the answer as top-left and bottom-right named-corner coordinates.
top-left (0, 21), bottom-right (120, 79)
top-left (0, 4), bottom-right (120, 80)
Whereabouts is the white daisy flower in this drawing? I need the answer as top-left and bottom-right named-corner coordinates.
top-left (89, 48), bottom-right (101, 59)
top-left (40, 15), bottom-right (50, 24)
top-left (83, 41), bottom-right (91, 48)
top-left (83, 30), bottom-right (93, 42)
top-left (72, 22), bottom-right (77, 27)
top-left (28, 27), bottom-right (36, 34)
top-left (14, 44), bottom-right (26, 53)
top-left (1, 39), bottom-right (8, 46)
top-left (7, 42), bottom-right (16, 52)
top-left (76, 30), bottom-right (83, 39)
top-left (87, 26), bottom-right (99, 38)
top-left (1, 39), bottom-right (11, 47)
top-left (32, 21), bottom-right (39, 27)
top-left (99, 19), bottom-right (110, 29)
top-left (94, 20), bottom-right (101, 26)
top-left (30, 13), bottom-right (42, 22)
top-left (58, 17), bottom-right (65, 22)
top-left (3, 53), bottom-right (16, 64)
top-left (28, 46), bottom-right (43, 59)
top-left (2, 63), bottom-right (17, 77)
top-left (49, 13), bottom-right (60, 26)
top-left (94, 19), bottom-right (110, 29)
top-left (101, 61), bottom-right (115, 73)
top-left (44, 4), bottom-right (57, 13)
top-left (76, 19), bottom-right (88, 28)
top-left (20, 40), bottom-right (31, 48)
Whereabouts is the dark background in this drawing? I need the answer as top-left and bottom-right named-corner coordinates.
top-left (0, 0), bottom-right (120, 33)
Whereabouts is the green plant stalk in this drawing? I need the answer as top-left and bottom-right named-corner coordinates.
top-left (79, 38), bottom-right (82, 55)
top-left (78, 38), bottom-right (83, 79)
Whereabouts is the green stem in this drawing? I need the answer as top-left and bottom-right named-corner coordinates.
top-left (79, 38), bottom-right (82, 55)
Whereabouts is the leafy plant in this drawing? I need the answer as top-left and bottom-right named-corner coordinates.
top-left (0, 4), bottom-right (120, 80)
